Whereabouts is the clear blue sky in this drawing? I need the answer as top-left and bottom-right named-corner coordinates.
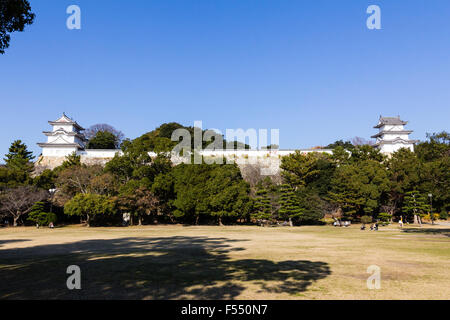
top-left (1, 0), bottom-right (449, 159)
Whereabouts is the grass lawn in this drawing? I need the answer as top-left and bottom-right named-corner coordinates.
top-left (0, 224), bottom-right (449, 300)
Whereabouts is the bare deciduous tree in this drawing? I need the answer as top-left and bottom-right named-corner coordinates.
top-left (240, 163), bottom-right (282, 188)
top-left (352, 136), bottom-right (375, 146)
top-left (55, 165), bottom-right (103, 205)
top-left (0, 186), bottom-right (48, 226)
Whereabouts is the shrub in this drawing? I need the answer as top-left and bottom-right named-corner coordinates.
top-left (28, 212), bottom-right (57, 226)
top-left (439, 210), bottom-right (448, 220)
top-left (378, 212), bottom-right (391, 223)
top-left (360, 215), bottom-right (372, 224)
top-left (422, 213), bottom-right (440, 222)
top-left (320, 218), bottom-right (334, 225)
top-left (28, 202), bottom-right (57, 226)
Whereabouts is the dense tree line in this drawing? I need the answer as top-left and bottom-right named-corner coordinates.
top-left (0, 126), bottom-right (448, 227)
top-left (281, 133), bottom-right (449, 223)
top-left (0, 123), bottom-right (252, 227)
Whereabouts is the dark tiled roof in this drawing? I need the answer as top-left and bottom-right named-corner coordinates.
top-left (374, 116), bottom-right (408, 128)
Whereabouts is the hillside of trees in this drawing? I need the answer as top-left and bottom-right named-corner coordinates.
top-left (0, 124), bottom-right (448, 227)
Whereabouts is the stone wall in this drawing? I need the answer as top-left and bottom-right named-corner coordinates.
top-left (34, 155), bottom-right (116, 175)
top-left (34, 149), bottom-right (333, 181)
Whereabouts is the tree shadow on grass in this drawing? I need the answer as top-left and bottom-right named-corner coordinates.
top-left (401, 228), bottom-right (450, 237)
top-left (0, 236), bottom-right (331, 300)
top-left (0, 239), bottom-right (31, 247)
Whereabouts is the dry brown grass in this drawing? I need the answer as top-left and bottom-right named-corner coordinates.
top-left (0, 224), bottom-right (449, 299)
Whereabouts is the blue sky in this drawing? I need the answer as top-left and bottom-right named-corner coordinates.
top-left (1, 0), bottom-right (449, 159)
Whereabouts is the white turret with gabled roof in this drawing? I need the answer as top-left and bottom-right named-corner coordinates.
top-left (371, 116), bottom-right (418, 154)
top-left (38, 113), bottom-right (87, 157)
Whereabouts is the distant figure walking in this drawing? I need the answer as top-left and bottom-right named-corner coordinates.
top-left (399, 218), bottom-right (403, 229)
top-left (49, 222), bottom-right (54, 229)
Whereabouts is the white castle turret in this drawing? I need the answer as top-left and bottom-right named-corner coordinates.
top-left (371, 116), bottom-right (418, 154)
top-left (37, 113), bottom-right (87, 157)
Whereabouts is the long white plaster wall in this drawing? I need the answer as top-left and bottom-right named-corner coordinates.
top-left (199, 149), bottom-right (333, 157)
top-left (42, 147), bottom-right (79, 157)
top-left (78, 149), bottom-right (123, 158)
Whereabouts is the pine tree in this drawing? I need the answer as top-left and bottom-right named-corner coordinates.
top-left (4, 140), bottom-right (34, 167)
top-left (278, 184), bottom-right (303, 226)
top-left (403, 190), bottom-right (430, 225)
top-left (3, 140), bottom-right (34, 183)
top-left (60, 152), bottom-right (81, 169)
top-left (252, 187), bottom-right (273, 222)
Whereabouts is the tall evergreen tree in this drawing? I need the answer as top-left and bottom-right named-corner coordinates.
top-left (403, 190), bottom-right (430, 225)
top-left (252, 187), bottom-right (273, 222)
top-left (4, 140), bottom-right (34, 167)
top-left (278, 184), bottom-right (303, 226)
top-left (3, 140), bottom-right (34, 184)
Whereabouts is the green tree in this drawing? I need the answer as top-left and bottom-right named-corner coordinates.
top-left (0, 0), bottom-right (35, 54)
top-left (84, 124), bottom-right (124, 148)
top-left (387, 148), bottom-right (421, 214)
top-left (403, 190), bottom-right (430, 225)
top-left (281, 152), bottom-right (335, 196)
top-left (3, 140), bottom-right (34, 184)
top-left (4, 140), bottom-right (34, 165)
top-left (170, 164), bottom-right (211, 224)
top-left (252, 187), bottom-right (272, 222)
top-left (414, 132), bottom-right (449, 213)
top-left (361, 215), bottom-right (372, 225)
top-left (419, 157), bottom-right (449, 215)
top-left (296, 189), bottom-right (325, 224)
top-left (105, 150), bottom-right (171, 188)
top-left (206, 165), bottom-right (251, 225)
top-left (56, 152), bottom-right (81, 172)
top-left (350, 145), bottom-right (385, 163)
top-left (33, 169), bottom-right (57, 190)
top-left (157, 163), bottom-right (251, 225)
top-left (326, 140), bottom-right (354, 150)
top-left (27, 201), bottom-right (57, 226)
top-left (64, 193), bottom-right (116, 227)
top-left (330, 146), bottom-right (351, 165)
top-left (415, 131), bottom-right (450, 162)
top-left (0, 165), bottom-right (20, 188)
top-left (329, 160), bottom-right (389, 219)
top-left (278, 184), bottom-right (303, 226)
top-left (86, 131), bottom-right (118, 149)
